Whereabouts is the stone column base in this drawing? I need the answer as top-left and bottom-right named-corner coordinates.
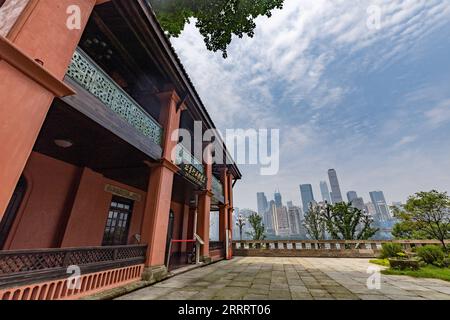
top-left (141, 265), bottom-right (169, 283)
top-left (202, 256), bottom-right (212, 264)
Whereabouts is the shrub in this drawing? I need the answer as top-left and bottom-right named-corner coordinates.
top-left (416, 245), bottom-right (445, 267)
top-left (380, 243), bottom-right (404, 259)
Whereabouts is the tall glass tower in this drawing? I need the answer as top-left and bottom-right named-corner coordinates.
top-left (300, 184), bottom-right (315, 213)
top-left (319, 181), bottom-right (332, 203)
top-left (328, 169), bottom-right (343, 204)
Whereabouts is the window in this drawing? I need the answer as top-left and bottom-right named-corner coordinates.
top-left (102, 196), bottom-right (133, 246)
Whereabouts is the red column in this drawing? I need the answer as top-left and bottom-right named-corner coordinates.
top-left (0, 0), bottom-right (97, 221)
top-left (140, 90), bottom-right (183, 280)
top-left (196, 146), bottom-right (212, 261)
top-left (218, 168), bottom-right (230, 259)
top-left (227, 172), bottom-right (234, 259)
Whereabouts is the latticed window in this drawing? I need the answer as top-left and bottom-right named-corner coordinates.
top-left (102, 196), bottom-right (133, 246)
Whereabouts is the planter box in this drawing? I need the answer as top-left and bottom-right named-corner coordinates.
top-left (388, 258), bottom-right (420, 271)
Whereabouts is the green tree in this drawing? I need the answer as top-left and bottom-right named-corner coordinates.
top-left (235, 213), bottom-right (246, 241)
top-left (246, 212), bottom-right (266, 240)
top-left (303, 203), bottom-right (326, 240)
top-left (150, 0), bottom-right (284, 58)
top-left (322, 202), bottom-right (378, 240)
top-left (393, 190), bottom-right (450, 252)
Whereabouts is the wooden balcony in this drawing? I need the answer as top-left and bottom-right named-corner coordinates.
top-left (65, 48), bottom-right (163, 148)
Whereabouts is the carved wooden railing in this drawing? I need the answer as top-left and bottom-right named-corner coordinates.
top-left (0, 244), bottom-right (147, 288)
top-left (211, 176), bottom-right (225, 204)
top-left (66, 48), bottom-right (163, 146)
top-left (232, 240), bottom-right (449, 258)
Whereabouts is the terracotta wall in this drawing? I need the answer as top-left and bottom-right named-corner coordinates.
top-left (61, 168), bottom-right (146, 248)
top-left (5, 152), bottom-right (147, 250)
top-left (5, 152), bottom-right (82, 249)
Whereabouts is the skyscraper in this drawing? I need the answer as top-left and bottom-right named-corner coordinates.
top-left (351, 197), bottom-right (365, 212)
top-left (328, 169), bottom-right (343, 204)
top-left (319, 181), bottom-right (332, 203)
top-left (256, 192), bottom-right (268, 216)
top-left (265, 200), bottom-right (277, 234)
top-left (369, 191), bottom-right (391, 221)
top-left (287, 206), bottom-right (301, 235)
top-left (274, 190), bottom-right (282, 208)
top-left (300, 184), bottom-right (315, 214)
top-left (347, 191), bottom-right (358, 202)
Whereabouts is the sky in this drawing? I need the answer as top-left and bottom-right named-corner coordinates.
top-left (169, 0), bottom-right (450, 211)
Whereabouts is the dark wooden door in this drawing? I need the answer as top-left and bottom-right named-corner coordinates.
top-left (0, 176), bottom-right (27, 249)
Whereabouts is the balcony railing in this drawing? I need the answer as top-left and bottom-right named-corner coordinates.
top-left (0, 244), bottom-right (147, 288)
top-left (175, 144), bottom-right (205, 174)
top-left (211, 175), bottom-right (225, 203)
top-left (66, 48), bottom-right (163, 146)
top-left (232, 240), bottom-right (449, 258)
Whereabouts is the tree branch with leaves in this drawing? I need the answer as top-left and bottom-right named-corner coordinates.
top-left (150, 0), bottom-right (284, 58)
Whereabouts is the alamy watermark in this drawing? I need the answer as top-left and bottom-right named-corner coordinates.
top-left (172, 122), bottom-right (280, 175)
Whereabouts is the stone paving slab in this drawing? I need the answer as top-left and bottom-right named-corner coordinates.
top-left (116, 257), bottom-right (450, 300)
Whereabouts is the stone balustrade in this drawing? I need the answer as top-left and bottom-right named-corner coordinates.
top-left (232, 240), bottom-right (449, 258)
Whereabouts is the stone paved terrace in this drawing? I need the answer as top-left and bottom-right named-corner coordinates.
top-left (116, 257), bottom-right (450, 300)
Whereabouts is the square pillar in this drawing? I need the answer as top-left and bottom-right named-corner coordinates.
top-left (0, 0), bottom-right (96, 220)
top-left (140, 89), bottom-right (183, 280)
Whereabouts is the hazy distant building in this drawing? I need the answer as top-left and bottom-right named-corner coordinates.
top-left (319, 181), bottom-right (332, 203)
top-left (265, 200), bottom-right (277, 234)
top-left (365, 202), bottom-right (377, 216)
top-left (274, 191), bottom-right (282, 208)
top-left (370, 191), bottom-right (391, 221)
top-left (276, 206), bottom-right (290, 236)
top-left (256, 192), bottom-right (268, 217)
top-left (287, 206), bottom-right (301, 235)
top-left (328, 169), bottom-right (343, 204)
top-left (347, 191), bottom-right (358, 202)
top-left (287, 201), bottom-right (294, 209)
top-left (300, 184), bottom-right (315, 214)
top-left (351, 197), bottom-right (365, 212)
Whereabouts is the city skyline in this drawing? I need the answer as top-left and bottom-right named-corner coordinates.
top-left (247, 168), bottom-right (403, 213)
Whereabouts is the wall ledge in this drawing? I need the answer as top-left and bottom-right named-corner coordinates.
top-left (0, 36), bottom-right (74, 97)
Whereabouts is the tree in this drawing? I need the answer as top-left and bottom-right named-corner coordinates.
top-left (393, 190), bottom-right (450, 252)
top-left (322, 202), bottom-right (378, 240)
top-left (246, 212), bottom-right (266, 240)
top-left (303, 203), bottom-right (326, 240)
top-left (150, 0), bottom-right (285, 58)
top-left (391, 205), bottom-right (428, 239)
top-left (235, 213), bottom-right (246, 241)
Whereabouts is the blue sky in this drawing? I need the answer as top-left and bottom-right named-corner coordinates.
top-left (170, 0), bottom-right (450, 211)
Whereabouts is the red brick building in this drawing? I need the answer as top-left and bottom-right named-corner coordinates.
top-left (0, 0), bottom-right (241, 300)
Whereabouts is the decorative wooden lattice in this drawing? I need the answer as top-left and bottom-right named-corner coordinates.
top-left (0, 245), bottom-right (147, 276)
top-left (66, 48), bottom-right (163, 146)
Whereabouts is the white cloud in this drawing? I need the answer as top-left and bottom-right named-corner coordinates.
top-left (169, 0), bottom-right (450, 210)
top-left (425, 99), bottom-right (450, 128)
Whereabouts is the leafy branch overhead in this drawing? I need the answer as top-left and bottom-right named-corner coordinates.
top-left (150, 0), bottom-right (285, 58)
